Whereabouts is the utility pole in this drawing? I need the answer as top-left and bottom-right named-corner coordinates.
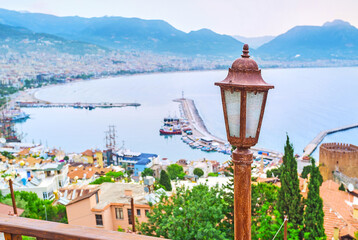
top-left (131, 197), bottom-right (135, 232)
top-left (284, 215), bottom-right (288, 240)
top-left (9, 179), bottom-right (17, 215)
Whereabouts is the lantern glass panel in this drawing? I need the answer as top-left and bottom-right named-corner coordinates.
top-left (224, 89), bottom-right (241, 138)
top-left (245, 91), bottom-right (264, 138)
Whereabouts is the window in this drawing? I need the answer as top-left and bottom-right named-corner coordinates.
top-left (137, 209), bottom-right (141, 216)
top-left (95, 214), bottom-right (103, 226)
top-left (42, 192), bottom-right (48, 200)
top-left (115, 208), bottom-right (124, 219)
top-left (145, 210), bottom-right (149, 216)
top-left (95, 192), bottom-right (99, 204)
top-left (127, 209), bottom-right (132, 225)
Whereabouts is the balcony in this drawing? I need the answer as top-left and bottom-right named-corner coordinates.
top-left (0, 214), bottom-right (161, 240)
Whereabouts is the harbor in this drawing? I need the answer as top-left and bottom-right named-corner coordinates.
top-left (171, 97), bottom-right (283, 162)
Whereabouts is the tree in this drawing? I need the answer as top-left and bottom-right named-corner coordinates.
top-left (339, 183), bottom-right (346, 191)
top-left (301, 165), bottom-right (312, 179)
top-left (90, 176), bottom-right (114, 185)
top-left (105, 171), bottom-right (124, 179)
top-left (138, 184), bottom-right (228, 240)
top-left (159, 170), bottom-right (172, 191)
top-left (266, 170), bottom-right (273, 178)
top-left (0, 191), bottom-right (67, 223)
top-left (141, 168), bottom-right (154, 177)
top-left (166, 164), bottom-right (184, 180)
top-left (193, 168), bottom-right (204, 178)
top-left (303, 158), bottom-right (326, 239)
top-left (277, 135), bottom-right (304, 231)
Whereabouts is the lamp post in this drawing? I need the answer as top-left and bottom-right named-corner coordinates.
top-left (215, 44), bottom-right (274, 240)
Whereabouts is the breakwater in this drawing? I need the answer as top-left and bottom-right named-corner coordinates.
top-left (174, 97), bottom-right (283, 160)
top-left (303, 123), bottom-right (358, 157)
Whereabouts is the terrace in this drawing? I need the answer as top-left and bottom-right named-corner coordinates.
top-left (0, 214), bottom-right (161, 240)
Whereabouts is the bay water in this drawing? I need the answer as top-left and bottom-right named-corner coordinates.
top-left (16, 67), bottom-right (358, 162)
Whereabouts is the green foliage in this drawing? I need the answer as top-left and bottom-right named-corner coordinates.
top-left (266, 170), bottom-right (273, 178)
top-left (301, 165), bottom-right (312, 179)
top-left (138, 184), bottom-right (228, 240)
top-left (105, 171), bottom-right (124, 179)
top-left (339, 183), bottom-right (346, 191)
top-left (278, 135), bottom-right (304, 231)
top-left (141, 168), bottom-right (154, 177)
top-left (159, 170), bottom-right (172, 191)
top-left (166, 164), bottom-right (184, 180)
top-left (177, 172), bottom-right (186, 180)
top-left (208, 172), bottom-right (219, 177)
top-left (271, 167), bottom-right (282, 178)
top-left (90, 176), bottom-right (114, 185)
top-left (117, 225), bottom-right (125, 232)
top-left (63, 156), bottom-right (69, 161)
top-left (1, 151), bottom-right (15, 159)
top-left (0, 191), bottom-right (67, 223)
top-left (193, 168), bottom-right (204, 178)
top-left (303, 158), bottom-right (326, 239)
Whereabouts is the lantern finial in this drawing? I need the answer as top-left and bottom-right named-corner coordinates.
top-left (242, 44), bottom-right (250, 58)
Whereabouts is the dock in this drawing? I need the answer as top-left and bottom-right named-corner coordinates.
top-left (303, 123), bottom-right (358, 157)
top-left (16, 102), bottom-right (140, 109)
top-left (174, 98), bottom-right (283, 160)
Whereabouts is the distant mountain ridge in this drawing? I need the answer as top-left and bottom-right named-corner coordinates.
top-left (0, 8), bottom-right (357, 62)
top-left (257, 20), bottom-right (358, 61)
top-left (0, 8), bottom-right (244, 57)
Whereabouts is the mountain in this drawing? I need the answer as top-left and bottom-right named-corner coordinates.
top-left (257, 20), bottom-right (358, 61)
top-left (232, 35), bottom-right (275, 49)
top-left (0, 23), bottom-right (106, 55)
top-left (0, 8), bottom-right (244, 57)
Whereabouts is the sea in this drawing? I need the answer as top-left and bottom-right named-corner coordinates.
top-left (15, 67), bottom-right (358, 163)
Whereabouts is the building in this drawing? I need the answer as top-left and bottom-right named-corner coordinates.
top-left (66, 183), bottom-right (151, 231)
top-left (320, 143), bottom-right (358, 181)
top-left (320, 180), bottom-right (358, 239)
top-left (0, 161), bottom-right (68, 200)
top-left (188, 159), bottom-right (215, 177)
top-left (112, 150), bottom-right (157, 175)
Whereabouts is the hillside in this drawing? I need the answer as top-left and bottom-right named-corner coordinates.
top-left (257, 20), bottom-right (358, 61)
top-left (0, 23), bottom-right (106, 55)
top-left (0, 8), bottom-right (243, 57)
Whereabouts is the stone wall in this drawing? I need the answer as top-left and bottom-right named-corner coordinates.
top-left (319, 143), bottom-right (358, 181)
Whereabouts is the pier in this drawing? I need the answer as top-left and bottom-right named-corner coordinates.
top-left (303, 123), bottom-right (358, 157)
top-left (16, 102), bottom-right (140, 109)
top-left (9, 90), bottom-right (140, 110)
top-left (174, 98), bottom-right (283, 160)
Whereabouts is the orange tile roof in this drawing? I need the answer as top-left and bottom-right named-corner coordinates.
top-left (82, 150), bottom-right (94, 157)
top-left (18, 148), bottom-right (30, 156)
top-left (67, 169), bottom-right (96, 180)
top-left (321, 180), bottom-right (358, 239)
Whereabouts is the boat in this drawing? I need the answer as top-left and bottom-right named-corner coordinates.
top-left (159, 117), bottom-right (182, 135)
top-left (3, 108), bottom-right (30, 122)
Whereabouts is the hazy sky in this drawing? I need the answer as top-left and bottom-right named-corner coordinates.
top-left (0, 0), bottom-right (357, 37)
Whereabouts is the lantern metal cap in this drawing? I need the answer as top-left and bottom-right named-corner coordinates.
top-left (215, 44), bottom-right (274, 91)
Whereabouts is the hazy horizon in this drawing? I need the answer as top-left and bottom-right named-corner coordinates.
top-left (0, 0), bottom-right (357, 37)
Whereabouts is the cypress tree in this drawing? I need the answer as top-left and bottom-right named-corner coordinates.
top-left (159, 170), bottom-right (172, 191)
top-left (303, 158), bottom-right (326, 239)
top-left (277, 135), bottom-right (304, 230)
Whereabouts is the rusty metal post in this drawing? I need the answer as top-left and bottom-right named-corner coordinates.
top-left (131, 197), bottom-right (135, 232)
top-left (232, 148), bottom-right (253, 240)
top-left (8, 179), bottom-right (17, 215)
top-left (284, 215), bottom-right (288, 240)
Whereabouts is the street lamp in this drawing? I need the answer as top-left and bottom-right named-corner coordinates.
top-left (215, 44), bottom-right (274, 240)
